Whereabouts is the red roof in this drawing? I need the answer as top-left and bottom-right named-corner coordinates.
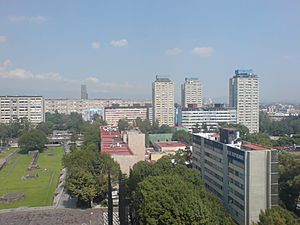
top-left (100, 127), bottom-right (133, 155)
top-left (155, 141), bottom-right (186, 148)
top-left (242, 143), bottom-right (271, 151)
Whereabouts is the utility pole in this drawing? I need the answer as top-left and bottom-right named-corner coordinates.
top-left (108, 169), bottom-right (113, 225)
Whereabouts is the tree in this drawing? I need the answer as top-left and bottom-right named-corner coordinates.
top-left (132, 174), bottom-right (234, 225)
top-left (278, 151), bottom-right (300, 212)
top-left (63, 148), bottom-right (120, 207)
top-left (0, 124), bottom-right (9, 148)
top-left (66, 168), bottom-right (98, 207)
top-left (254, 207), bottom-right (298, 225)
top-left (243, 133), bottom-right (273, 147)
top-left (18, 129), bottom-right (47, 153)
top-left (82, 122), bottom-right (101, 149)
top-left (172, 130), bottom-right (191, 145)
top-left (128, 157), bottom-right (234, 225)
top-left (118, 119), bottom-right (129, 131)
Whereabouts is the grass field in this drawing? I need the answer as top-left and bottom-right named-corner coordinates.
top-left (0, 146), bottom-right (64, 209)
top-left (0, 148), bottom-right (17, 159)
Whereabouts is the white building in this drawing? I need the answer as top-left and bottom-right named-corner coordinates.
top-left (193, 128), bottom-right (278, 225)
top-left (229, 69), bottom-right (259, 133)
top-left (181, 107), bottom-right (237, 131)
top-left (45, 99), bottom-right (152, 115)
top-left (152, 76), bottom-right (175, 127)
top-left (104, 106), bottom-right (152, 127)
top-left (0, 96), bottom-right (45, 124)
top-left (181, 77), bottom-right (202, 108)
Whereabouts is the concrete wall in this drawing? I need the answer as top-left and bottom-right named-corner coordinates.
top-left (112, 155), bottom-right (140, 175)
top-left (127, 131), bottom-right (145, 161)
top-left (247, 151), bottom-right (269, 225)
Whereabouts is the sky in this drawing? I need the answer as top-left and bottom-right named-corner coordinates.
top-left (0, 0), bottom-right (299, 103)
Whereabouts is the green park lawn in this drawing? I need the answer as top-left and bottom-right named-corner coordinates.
top-left (0, 146), bottom-right (64, 209)
top-left (0, 148), bottom-right (17, 159)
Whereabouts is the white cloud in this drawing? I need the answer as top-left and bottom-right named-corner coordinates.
top-left (110, 39), bottom-right (128, 47)
top-left (9, 16), bottom-right (46, 24)
top-left (165, 48), bottom-right (182, 55)
top-left (0, 59), bottom-right (13, 70)
top-left (192, 47), bottom-right (214, 57)
top-left (91, 41), bottom-right (100, 49)
top-left (0, 36), bottom-right (7, 44)
top-left (0, 59), bottom-right (62, 80)
top-left (35, 72), bottom-right (62, 80)
top-left (86, 76), bottom-right (99, 83)
top-left (283, 55), bottom-right (291, 60)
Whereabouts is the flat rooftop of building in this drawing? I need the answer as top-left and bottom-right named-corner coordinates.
top-left (242, 143), bottom-right (271, 151)
top-left (155, 141), bottom-right (186, 148)
top-left (100, 126), bottom-right (133, 155)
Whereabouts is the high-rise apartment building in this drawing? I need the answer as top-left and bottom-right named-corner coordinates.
top-left (152, 76), bottom-right (174, 126)
top-left (81, 84), bottom-right (88, 100)
top-left (229, 69), bottom-right (259, 133)
top-left (0, 96), bottom-right (45, 124)
top-left (193, 128), bottom-right (278, 225)
top-left (181, 77), bottom-right (202, 108)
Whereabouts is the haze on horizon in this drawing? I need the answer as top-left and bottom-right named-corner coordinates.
top-left (0, 1), bottom-right (299, 103)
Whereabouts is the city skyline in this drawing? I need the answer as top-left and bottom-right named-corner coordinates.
top-left (0, 1), bottom-right (299, 102)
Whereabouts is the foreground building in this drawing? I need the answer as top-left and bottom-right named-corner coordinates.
top-left (100, 126), bottom-right (145, 174)
top-left (0, 96), bottom-right (45, 124)
top-left (152, 76), bottom-right (175, 126)
top-left (229, 69), bottom-right (259, 133)
top-left (193, 128), bottom-right (278, 225)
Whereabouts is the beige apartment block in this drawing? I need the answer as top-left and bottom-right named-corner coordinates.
top-left (229, 70), bottom-right (259, 133)
top-left (181, 77), bottom-right (202, 108)
top-left (0, 96), bottom-right (45, 124)
top-left (152, 76), bottom-right (175, 127)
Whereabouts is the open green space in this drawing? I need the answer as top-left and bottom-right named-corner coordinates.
top-left (0, 146), bottom-right (64, 209)
top-left (0, 148), bottom-right (17, 159)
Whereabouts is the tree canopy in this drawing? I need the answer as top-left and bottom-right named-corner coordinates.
top-left (172, 130), bottom-right (192, 146)
top-left (18, 128), bottom-right (47, 153)
top-left (254, 207), bottom-right (299, 225)
top-left (128, 156), bottom-right (234, 225)
top-left (278, 151), bottom-right (300, 213)
top-left (63, 147), bottom-right (120, 207)
top-left (260, 112), bottom-right (300, 136)
top-left (118, 119), bottom-right (129, 131)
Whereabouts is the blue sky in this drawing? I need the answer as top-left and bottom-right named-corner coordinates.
top-left (0, 0), bottom-right (299, 103)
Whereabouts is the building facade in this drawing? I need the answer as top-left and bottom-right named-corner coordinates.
top-left (45, 99), bottom-right (152, 115)
top-left (100, 126), bottom-right (145, 174)
top-left (181, 77), bottom-right (202, 108)
top-left (0, 96), bottom-right (45, 124)
top-left (104, 106), bottom-right (152, 127)
top-left (180, 106), bottom-right (237, 131)
top-left (229, 69), bottom-right (259, 133)
top-left (193, 128), bottom-right (278, 225)
top-left (152, 76), bottom-right (175, 127)
top-left (81, 84), bottom-right (88, 100)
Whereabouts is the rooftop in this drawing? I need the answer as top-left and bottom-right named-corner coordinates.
top-left (241, 143), bottom-right (271, 151)
top-left (155, 141), bottom-right (186, 148)
top-left (100, 127), bottom-right (133, 155)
